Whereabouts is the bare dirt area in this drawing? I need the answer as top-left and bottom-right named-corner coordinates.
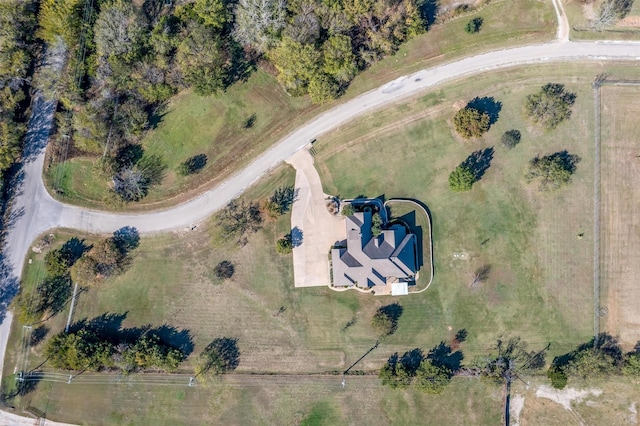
top-left (600, 85), bottom-right (640, 348)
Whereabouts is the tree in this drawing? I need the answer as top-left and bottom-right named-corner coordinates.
top-left (448, 164), bottom-right (475, 192)
top-left (265, 185), bottom-right (296, 218)
top-left (45, 329), bottom-right (114, 371)
top-left (379, 348), bottom-right (424, 389)
top-left (37, 0), bottom-right (84, 45)
top-left (623, 353), bottom-right (640, 376)
top-left (70, 256), bottom-right (99, 285)
top-left (269, 37), bottom-right (321, 96)
top-left (217, 199), bottom-right (263, 245)
top-left (214, 260), bottom-right (235, 280)
top-left (176, 23), bottom-right (230, 96)
top-left (94, 1), bottom-right (145, 64)
top-left (592, 0), bottom-right (634, 29)
top-left (233, 0), bottom-right (286, 54)
top-left (414, 359), bottom-right (451, 394)
top-left (276, 233), bottom-right (293, 254)
top-left (341, 203), bottom-right (355, 216)
top-left (193, 0), bottom-right (230, 30)
top-left (195, 337), bottom-right (240, 381)
top-left (501, 130), bottom-right (521, 149)
top-left (453, 107), bottom-right (490, 139)
top-left (45, 248), bottom-right (72, 277)
top-left (526, 151), bottom-right (580, 191)
top-left (121, 333), bottom-right (185, 372)
top-left (308, 73), bottom-right (340, 104)
top-left (547, 365), bottom-right (568, 389)
top-left (322, 34), bottom-right (358, 83)
top-left (89, 238), bottom-right (122, 277)
top-left (113, 154), bottom-right (166, 202)
top-left (0, 121), bottom-right (23, 171)
top-left (524, 83), bottom-right (576, 130)
top-left (464, 17), bottom-right (483, 34)
top-left (371, 303), bottom-right (403, 336)
top-left (480, 337), bottom-right (546, 384)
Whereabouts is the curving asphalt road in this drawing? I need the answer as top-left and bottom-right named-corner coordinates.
top-left (1, 0), bottom-right (640, 420)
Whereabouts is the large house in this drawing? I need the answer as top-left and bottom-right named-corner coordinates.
top-left (331, 210), bottom-right (417, 292)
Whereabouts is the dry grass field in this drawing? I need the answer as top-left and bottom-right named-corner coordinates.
top-left (600, 84), bottom-right (640, 349)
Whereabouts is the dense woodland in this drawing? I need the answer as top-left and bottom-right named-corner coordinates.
top-left (31, 0), bottom-right (438, 202)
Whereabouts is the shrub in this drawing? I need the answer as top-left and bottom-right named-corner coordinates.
top-left (214, 260), bottom-right (235, 280)
top-left (501, 130), bottom-right (521, 149)
top-left (276, 234), bottom-right (293, 254)
top-left (341, 204), bottom-right (355, 216)
top-left (453, 107), bottom-right (490, 139)
top-left (547, 366), bottom-right (568, 389)
top-left (177, 154), bottom-right (208, 176)
top-left (449, 165), bottom-right (476, 192)
top-left (465, 17), bottom-right (483, 34)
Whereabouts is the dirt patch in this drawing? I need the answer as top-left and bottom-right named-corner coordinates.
top-left (618, 16), bottom-right (640, 27)
top-left (510, 393), bottom-right (525, 426)
top-left (535, 385), bottom-right (602, 411)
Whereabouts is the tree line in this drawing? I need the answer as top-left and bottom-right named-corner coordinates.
top-left (0, 1), bottom-right (39, 192)
top-left (31, 0), bottom-right (438, 203)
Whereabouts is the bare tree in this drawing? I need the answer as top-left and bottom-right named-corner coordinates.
top-left (470, 264), bottom-right (491, 288)
top-left (233, 0), bottom-right (286, 54)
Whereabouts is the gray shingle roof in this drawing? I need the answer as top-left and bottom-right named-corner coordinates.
top-left (332, 211), bottom-right (417, 288)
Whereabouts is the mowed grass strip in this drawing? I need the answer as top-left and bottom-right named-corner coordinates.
top-left (599, 84), bottom-right (640, 348)
top-left (46, 0), bottom-right (554, 210)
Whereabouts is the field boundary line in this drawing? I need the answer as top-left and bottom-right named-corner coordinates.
top-left (592, 77), bottom-right (640, 344)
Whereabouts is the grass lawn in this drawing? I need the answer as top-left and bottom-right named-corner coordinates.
top-left (315, 62), bottom-right (640, 359)
top-left (5, 63), bottom-right (640, 424)
top-left (44, 0), bottom-right (555, 211)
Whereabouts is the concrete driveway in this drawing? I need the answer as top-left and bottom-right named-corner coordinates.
top-left (286, 148), bottom-right (345, 287)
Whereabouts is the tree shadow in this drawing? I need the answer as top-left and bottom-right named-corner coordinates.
top-left (148, 102), bottom-right (168, 130)
top-left (379, 303), bottom-right (403, 334)
top-left (61, 237), bottom-right (91, 266)
top-left (427, 341), bottom-right (464, 372)
top-left (204, 337), bottom-right (240, 372)
top-left (419, 0), bottom-right (439, 28)
top-left (243, 113), bottom-right (257, 129)
top-left (69, 312), bottom-right (128, 339)
top-left (290, 226), bottom-right (303, 248)
top-left (116, 144), bottom-right (145, 170)
top-left (182, 154), bottom-right (208, 174)
top-left (551, 150), bottom-right (581, 174)
top-left (30, 326), bottom-right (49, 346)
top-left (462, 147), bottom-right (494, 181)
top-left (22, 96), bottom-right (57, 163)
top-left (400, 348), bottom-right (424, 374)
top-left (154, 324), bottom-right (194, 356)
top-left (467, 96), bottom-right (502, 126)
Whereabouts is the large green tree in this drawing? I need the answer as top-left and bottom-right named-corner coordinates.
top-left (414, 359), bottom-right (451, 394)
top-left (448, 165), bottom-right (475, 192)
top-left (453, 107), bottom-right (490, 139)
top-left (526, 151), bottom-right (580, 191)
top-left (524, 83), bottom-right (576, 130)
top-left (45, 329), bottom-right (114, 371)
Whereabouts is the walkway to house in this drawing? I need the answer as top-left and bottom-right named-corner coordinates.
top-left (286, 147), bottom-right (346, 287)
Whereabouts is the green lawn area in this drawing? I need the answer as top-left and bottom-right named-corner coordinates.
top-left (4, 63), bottom-right (640, 424)
top-left (44, 0), bottom-right (555, 211)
